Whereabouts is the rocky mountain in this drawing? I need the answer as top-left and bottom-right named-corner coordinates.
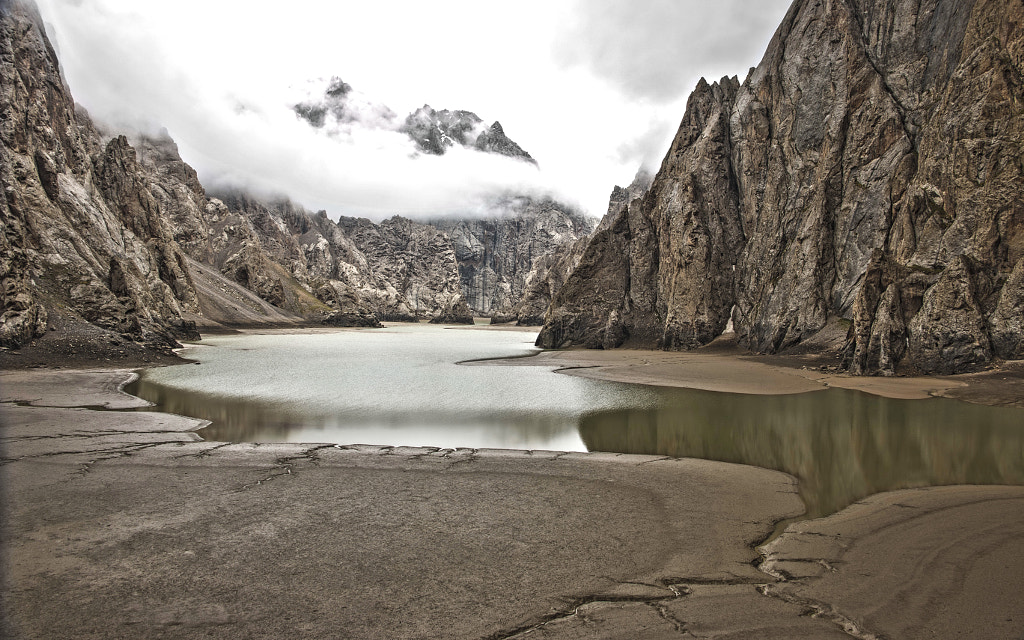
top-left (539, 0), bottom-right (1024, 376)
top-left (292, 76), bottom-right (593, 320)
top-left (431, 196), bottom-right (595, 318)
top-left (0, 2), bottom-right (485, 364)
top-left (401, 105), bottom-right (537, 164)
top-left (294, 79), bottom-right (537, 165)
top-left (1, 0), bottom-right (597, 363)
top-left (335, 215), bottom-right (472, 323)
top-left (505, 170), bottom-right (652, 325)
top-left (1, 2), bottom-right (201, 360)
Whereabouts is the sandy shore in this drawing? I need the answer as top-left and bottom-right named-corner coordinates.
top-left (2, 366), bottom-right (1023, 639)
top-left (478, 343), bottom-right (1024, 407)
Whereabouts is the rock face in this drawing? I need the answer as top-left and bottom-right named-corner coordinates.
top-left (507, 171), bottom-right (651, 326)
top-left (401, 106), bottom-right (537, 164)
top-left (431, 197), bottom-right (595, 318)
top-left (540, 0), bottom-right (1024, 375)
top-left (336, 216), bottom-right (473, 323)
top-left (0, 2), bottom-right (200, 355)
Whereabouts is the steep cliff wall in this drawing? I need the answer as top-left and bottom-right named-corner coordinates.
top-left (431, 197), bottom-right (595, 317)
top-left (336, 215), bottom-right (473, 323)
top-left (0, 1), bottom-right (200, 358)
top-left (508, 171), bottom-right (651, 326)
top-left (540, 0), bottom-right (1023, 375)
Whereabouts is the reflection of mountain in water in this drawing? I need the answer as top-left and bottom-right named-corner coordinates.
top-left (127, 376), bottom-right (585, 450)
top-left (580, 388), bottom-right (1024, 518)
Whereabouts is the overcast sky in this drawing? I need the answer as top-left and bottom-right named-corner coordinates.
top-left (35, 0), bottom-right (792, 220)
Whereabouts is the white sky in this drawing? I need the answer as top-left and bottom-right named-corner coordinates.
top-left (35, 0), bottom-right (792, 220)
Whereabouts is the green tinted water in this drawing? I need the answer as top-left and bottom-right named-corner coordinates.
top-left (129, 324), bottom-right (1024, 517)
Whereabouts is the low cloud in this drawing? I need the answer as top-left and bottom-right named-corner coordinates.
top-left (34, 0), bottom-right (793, 221)
top-left (555, 0), bottom-right (792, 104)
top-left (615, 117), bottom-right (679, 170)
top-left (34, 0), bottom-right (567, 220)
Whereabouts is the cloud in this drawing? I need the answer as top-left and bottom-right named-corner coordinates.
top-left (615, 116), bottom-right (679, 170)
top-left (34, 0), bottom-right (567, 220)
top-left (555, 0), bottom-right (792, 103)
top-left (33, 0), bottom-right (793, 221)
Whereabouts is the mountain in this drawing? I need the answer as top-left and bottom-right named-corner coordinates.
top-left (431, 196), bottom-right (595, 318)
top-left (1, 2), bottom-right (202, 361)
top-left (291, 76), bottom-right (594, 319)
top-left (507, 169), bottom-right (652, 325)
top-left (294, 80), bottom-right (537, 164)
top-left (538, 0), bottom-right (1023, 376)
top-left (0, 2), bottom-right (590, 364)
top-left (401, 105), bottom-right (537, 164)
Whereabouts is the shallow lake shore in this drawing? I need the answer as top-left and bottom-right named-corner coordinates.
top-left (482, 342), bottom-right (1024, 408)
top-left (2, 349), bottom-right (1023, 638)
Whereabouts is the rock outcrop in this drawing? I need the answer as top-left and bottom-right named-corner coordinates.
top-left (1, 2), bottom-right (200, 357)
top-left (506, 171), bottom-right (651, 326)
top-left (431, 197), bottom-right (595, 318)
top-left (401, 106), bottom-right (537, 165)
top-left (295, 80), bottom-right (537, 165)
top-left (337, 216), bottom-right (473, 323)
top-left (539, 0), bottom-right (1024, 375)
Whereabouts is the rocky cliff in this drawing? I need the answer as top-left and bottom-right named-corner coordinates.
top-left (335, 215), bottom-right (473, 323)
top-left (539, 0), bottom-right (1024, 375)
top-left (506, 171), bottom-right (651, 325)
top-left (1, 1), bottom-right (201, 360)
top-left (431, 196), bottom-right (595, 318)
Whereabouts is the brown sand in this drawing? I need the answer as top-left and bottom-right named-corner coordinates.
top-left (480, 343), bottom-right (1024, 407)
top-left (3, 347), bottom-right (1023, 638)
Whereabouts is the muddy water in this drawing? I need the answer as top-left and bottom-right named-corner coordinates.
top-left (579, 387), bottom-right (1024, 517)
top-left (129, 325), bottom-right (1024, 517)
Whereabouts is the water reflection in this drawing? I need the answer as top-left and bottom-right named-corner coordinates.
top-left (126, 327), bottom-right (1024, 519)
top-left (129, 376), bottom-right (590, 451)
top-left (580, 388), bottom-right (1024, 517)
top-left (127, 326), bottom-right (663, 452)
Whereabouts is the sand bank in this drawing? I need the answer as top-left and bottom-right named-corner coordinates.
top-left (2, 367), bottom-right (1022, 639)
top-left (480, 345), bottom-right (1024, 407)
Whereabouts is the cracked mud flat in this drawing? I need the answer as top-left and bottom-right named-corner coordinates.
top-left (2, 369), bottom-right (1023, 639)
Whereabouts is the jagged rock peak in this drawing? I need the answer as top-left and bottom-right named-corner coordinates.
top-left (293, 78), bottom-right (537, 163)
top-left (293, 76), bottom-right (396, 129)
top-left (400, 105), bottom-right (536, 164)
top-left (539, 0), bottom-right (1024, 376)
top-left (473, 121), bottom-right (537, 165)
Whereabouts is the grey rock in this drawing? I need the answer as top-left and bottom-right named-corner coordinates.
top-left (1, 2), bottom-right (200, 355)
top-left (473, 121), bottom-right (537, 165)
top-left (337, 215), bottom-right (474, 323)
top-left (431, 196), bottom-right (595, 317)
top-left (907, 256), bottom-right (993, 374)
top-left (990, 256), bottom-right (1024, 359)
top-left (541, 0), bottom-right (1024, 375)
top-left (516, 170), bottom-right (650, 327)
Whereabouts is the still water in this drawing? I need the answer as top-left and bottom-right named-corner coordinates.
top-left (129, 324), bottom-right (1024, 517)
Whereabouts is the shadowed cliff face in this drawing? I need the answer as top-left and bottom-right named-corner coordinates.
top-left (540, 0), bottom-right (1024, 375)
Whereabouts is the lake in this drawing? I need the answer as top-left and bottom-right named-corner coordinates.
top-left (128, 324), bottom-right (1024, 517)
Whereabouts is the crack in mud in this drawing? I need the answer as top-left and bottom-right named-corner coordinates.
top-left (481, 578), bottom-right (697, 640)
top-left (758, 584), bottom-right (881, 640)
